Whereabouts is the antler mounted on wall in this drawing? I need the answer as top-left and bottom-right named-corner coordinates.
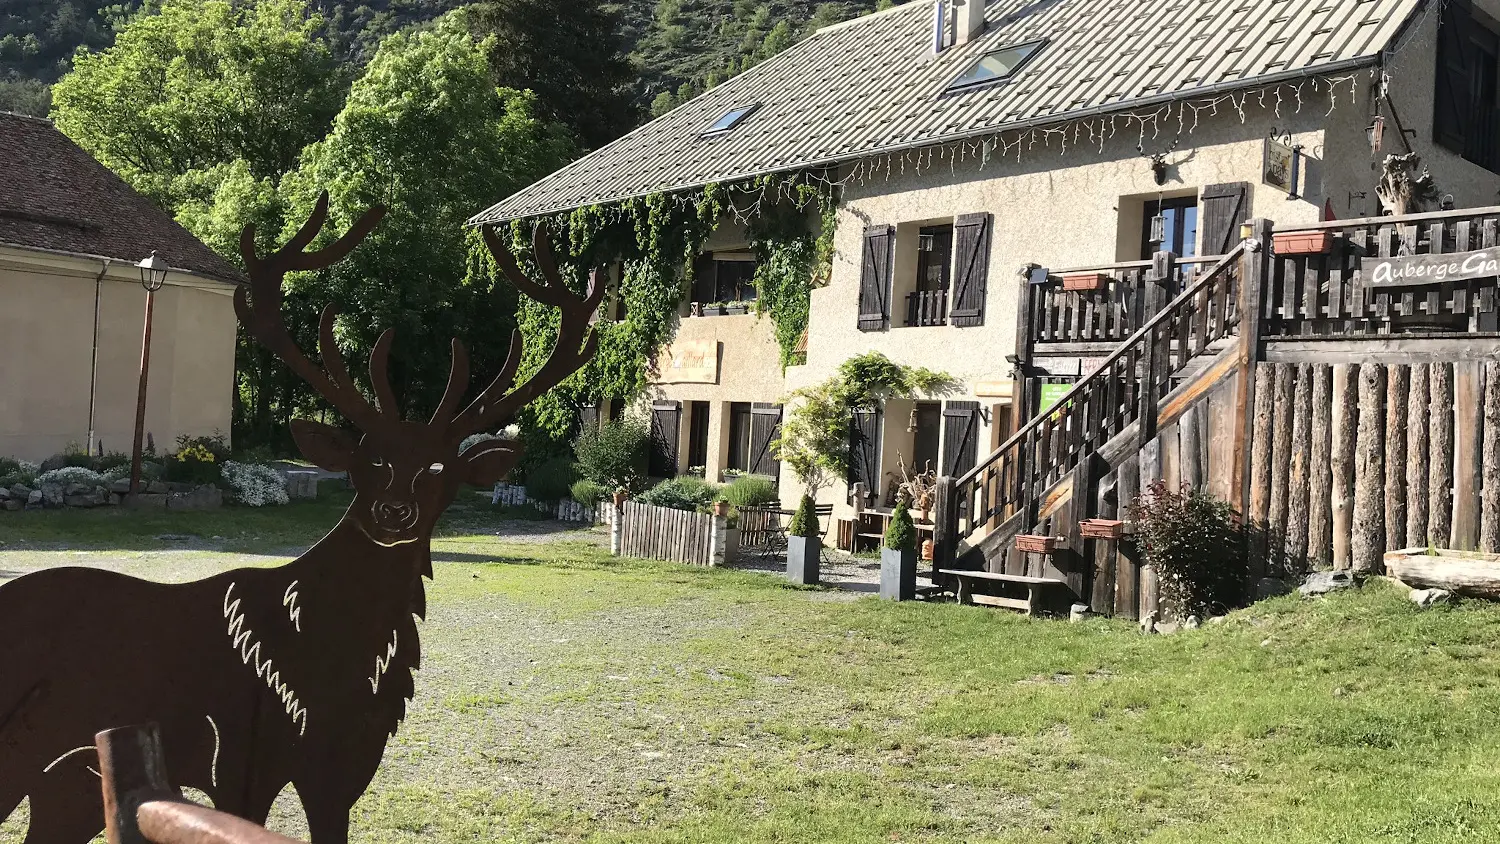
top-left (0, 191), bottom-right (602, 843)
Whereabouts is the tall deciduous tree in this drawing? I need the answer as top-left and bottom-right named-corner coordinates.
top-left (467, 0), bottom-right (637, 149)
top-left (277, 10), bottom-right (574, 425)
top-left (50, 0), bottom-right (344, 207)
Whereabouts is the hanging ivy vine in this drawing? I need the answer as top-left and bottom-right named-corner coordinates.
top-left (463, 173), bottom-right (838, 446)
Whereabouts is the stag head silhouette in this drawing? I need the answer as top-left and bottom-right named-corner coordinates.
top-left (0, 193), bottom-right (602, 843)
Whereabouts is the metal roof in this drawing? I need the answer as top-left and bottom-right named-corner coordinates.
top-left (472, 0), bottom-right (1424, 225)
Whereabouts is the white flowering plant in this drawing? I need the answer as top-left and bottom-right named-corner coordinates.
top-left (221, 462), bottom-right (290, 507)
top-left (36, 466), bottom-right (107, 488)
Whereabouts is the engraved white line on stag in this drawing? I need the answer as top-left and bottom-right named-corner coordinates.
top-left (206, 715), bottom-right (221, 788)
top-left (43, 746), bottom-right (95, 774)
top-left (282, 580), bottom-right (303, 633)
top-left (223, 582), bottom-right (309, 735)
top-left (369, 629), bottom-right (399, 694)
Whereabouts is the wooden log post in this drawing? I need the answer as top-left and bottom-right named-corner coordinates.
top-left (1331, 364), bottom-right (1358, 570)
top-left (1233, 221), bottom-right (1272, 530)
top-left (1352, 363), bottom-right (1386, 573)
top-left (932, 476), bottom-right (958, 569)
top-left (1286, 364), bottom-right (1313, 566)
top-left (1308, 365), bottom-right (1334, 566)
top-left (1431, 363), bottom-right (1455, 548)
top-left (1385, 365), bottom-right (1409, 551)
top-left (1090, 472), bottom-right (1119, 614)
top-left (1180, 404), bottom-right (1203, 491)
top-left (1484, 362), bottom-right (1500, 554)
top-left (1407, 364), bottom-right (1431, 552)
top-left (1249, 364), bottom-right (1276, 528)
top-left (1452, 361), bottom-right (1484, 551)
top-left (1267, 363), bottom-right (1296, 563)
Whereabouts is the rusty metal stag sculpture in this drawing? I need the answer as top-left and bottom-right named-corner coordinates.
top-left (0, 193), bottom-right (603, 843)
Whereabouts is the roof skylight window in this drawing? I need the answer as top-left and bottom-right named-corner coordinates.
top-left (947, 40), bottom-right (1046, 91)
top-left (703, 104), bottom-right (759, 135)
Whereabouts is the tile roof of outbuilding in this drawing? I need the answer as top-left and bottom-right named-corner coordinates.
top-left (0, 112), bottom-right (244, 283)
top-left (472, 0), bottom-right (1423, 225)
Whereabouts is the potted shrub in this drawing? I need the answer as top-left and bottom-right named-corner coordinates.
top-left (786, 495), bottom-right (821, 585)
top-left (880, 501), bottom-right (918, 601)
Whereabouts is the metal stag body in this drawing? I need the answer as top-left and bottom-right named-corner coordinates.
top-left (0, 196), bottom-right (603, 843)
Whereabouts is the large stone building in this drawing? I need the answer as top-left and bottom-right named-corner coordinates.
top-left (474, 0), bottom-right (1500, 527)
top-left (0, 112), bottom-right (242, 462)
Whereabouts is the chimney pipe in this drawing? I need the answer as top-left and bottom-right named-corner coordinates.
top-left (955, 0), bottom-right (985, 45)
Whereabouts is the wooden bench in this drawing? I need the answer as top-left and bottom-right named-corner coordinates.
top-left (936, 569), bottom-right (1070, 616)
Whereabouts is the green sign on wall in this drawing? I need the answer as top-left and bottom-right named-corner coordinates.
top-left (1038, 382), bottom-right (1073, 413)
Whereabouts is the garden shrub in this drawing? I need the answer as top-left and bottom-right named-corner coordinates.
top-left (0, 457), bottom-right (38, 487)
top-left (788, 495), bottom-right (819, 537)
top-left (569, 478), bottom-right (607, 507)
top-left (575, 419), bottom-right (648, 493)
top-left (36, 466), bottom-right (107, 488)
top-left (885, 501), bottom-right (916, 551)
top-left (221, 462), bottom-right (290, 507)
top-left (95, 450), bottom-right (132, 472)
top-left (1128, 482), bottom-right (1249, 619)
top-left (724, 474), bottom-right (779, 509)
top-left (165, 441), bottom-right (221, 486)
top-left (637, 476), bottom-right (721, 512)
top-left (526, 457), bottom-right (579, 503)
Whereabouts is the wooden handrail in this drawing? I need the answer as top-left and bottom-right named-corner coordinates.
top-left (97, 724), bottom-right (306, 844)
top-left (1273, 204), bottom-right (1500, 234)
top-left (956, 241), bottom-right (1248, 489)
top-left (1047, 254), bottom-right (1224, 275)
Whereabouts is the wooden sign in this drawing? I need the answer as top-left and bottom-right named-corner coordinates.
top-left (1362, 249), bottom-right (1500, 288)
top-left (656, 339), bottom-right (719, 383)
top-left (1263, 136), bottom-right (1301, 198)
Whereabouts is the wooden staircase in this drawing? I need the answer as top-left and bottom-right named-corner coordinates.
top-left (933, 226), bottom-right (1267, 616)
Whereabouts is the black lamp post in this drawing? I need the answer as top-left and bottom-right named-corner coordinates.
top-left (129, 252), bottom-right (169, 496)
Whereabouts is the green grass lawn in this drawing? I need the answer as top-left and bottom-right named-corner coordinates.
top-left (3, 497), bottom-right (1500, 842)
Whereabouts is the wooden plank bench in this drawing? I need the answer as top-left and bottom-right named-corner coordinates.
top-left (936, 569), bottom-right (1070, 616)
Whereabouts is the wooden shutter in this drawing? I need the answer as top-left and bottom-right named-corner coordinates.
top-left (578, 403), bottom-right (600, 432)
top-left (1198, 183), bottom-right (1251, 257)
top-left (748, 403), bottom-right (783, 479)
top-left (649, 401), bottom-right (681, 477)
top-left (858, 225), bottom-right (894, 331)
top-left (1434, 1), bottom-right (1473, 152)
top-left (847, 407), bottom-right (882, 502)
top-left (949, 213), bottom-right (992, 327)
top-left (942, 401), bottom-right (980, 478)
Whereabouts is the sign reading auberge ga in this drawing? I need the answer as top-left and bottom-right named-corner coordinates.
top-left (1361, 249), bottom-right (1500, 287)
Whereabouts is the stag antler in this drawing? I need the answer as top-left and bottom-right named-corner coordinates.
top-left (439, 224), bottom-right (606, 443)
top-left (237, 192), bottom-right (393, 431)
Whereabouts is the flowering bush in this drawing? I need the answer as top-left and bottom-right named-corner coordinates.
top-left (221, 462), bottom-right (289, 507)
top-left (1128, 482), bottom-right (1248, 619)
top-left (166, 443), bottom-right (220, 485)
top-left (36, 466), bottom-right (107, 488)
top-left (0, 457), bottom-right (38, 487)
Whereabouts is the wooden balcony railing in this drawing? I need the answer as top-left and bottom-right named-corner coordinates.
top-left (904, 289), bottom-right (948, 327)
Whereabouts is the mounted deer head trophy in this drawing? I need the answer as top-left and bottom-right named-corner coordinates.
top-left (0, 192), bottom-right (602, 843)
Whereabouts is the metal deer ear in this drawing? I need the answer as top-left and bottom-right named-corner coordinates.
top-left (435, 222), bottom-right (607, 446)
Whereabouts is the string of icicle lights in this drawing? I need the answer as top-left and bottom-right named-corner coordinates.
top-left (628, 70), bottom-right (1367, 227)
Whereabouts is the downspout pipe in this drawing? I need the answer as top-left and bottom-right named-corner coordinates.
top-left (87, 258), bottom-right (110, 456)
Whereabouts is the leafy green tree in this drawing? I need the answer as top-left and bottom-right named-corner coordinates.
top-left (466, 0), bottom-right (637, 150)
top-left (276, 10), bottom-right (574, 426)
top-left (51, 0), bottom-right (344, 207)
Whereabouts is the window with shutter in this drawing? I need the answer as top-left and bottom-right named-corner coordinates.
top-left (847, 407), bottom-right (882, 503)
top-left (941, 401), bottom-right (980, 478)
top-left (649, 401), bottom-right (681, 477)
top-left (949, 213), bottom-right (992, 327)
top-left (727, 402), bottom-right (753, 471)
top-left (858, 225), bottom-right (894, 331)
top-left (1198, 183), bottom-right (1251, 258)
top-left (748, 403), bottom-right (783, 479)
top-left (1434, 2), bottom-right (1500, 172)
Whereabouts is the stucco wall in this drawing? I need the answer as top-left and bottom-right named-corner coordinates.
top-left (0, 249), bottom-right (238, 462)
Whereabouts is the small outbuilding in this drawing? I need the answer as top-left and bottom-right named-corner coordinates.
top-left (0, 111), bottom-right (242, 462)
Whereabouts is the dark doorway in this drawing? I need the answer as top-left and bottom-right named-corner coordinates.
top-left (726, 402), bottom-right (753, 472)
top-left (911, 402), bottom-right (942, 476)
top-left (687, 401), bottom-right (710, 472)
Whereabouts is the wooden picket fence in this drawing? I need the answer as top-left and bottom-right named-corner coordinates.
top-left (618, 500), bottom-right (717, 566)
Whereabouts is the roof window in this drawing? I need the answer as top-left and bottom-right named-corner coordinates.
top-left (947, 40), bottom-right (1046, 91)
top-left (703, 104), bottom-right (759, 135)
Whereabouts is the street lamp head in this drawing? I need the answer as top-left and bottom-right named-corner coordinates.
top-left (137, 251), bottom-right (169, 291)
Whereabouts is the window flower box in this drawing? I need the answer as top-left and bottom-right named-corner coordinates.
top-left (1015, 534), bottom-right (1059, 554)
top-left (1079, 519), bottom-right (1125, 540)
top-left (724, 303), bottom-right (750, 315)
top-left (699, 304), bottom-right (727, 316)
top-left (1061, 272), bottom-right (1109, 292)
top-left (1273, 231), bottom-right (1336, 256)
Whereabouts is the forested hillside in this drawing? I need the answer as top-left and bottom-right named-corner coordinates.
top-left (1, 0), bottom-right (883, 120)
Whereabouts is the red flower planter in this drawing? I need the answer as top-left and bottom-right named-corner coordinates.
top-left (1079, 519), bottom-right (1126, 540)
top-left (1273, 231), bottom-right (1336, 256)
top-left (1062, 272), bottom-right (1110, 292)
top-left (1015, 534), bottom-right (1059, 554)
